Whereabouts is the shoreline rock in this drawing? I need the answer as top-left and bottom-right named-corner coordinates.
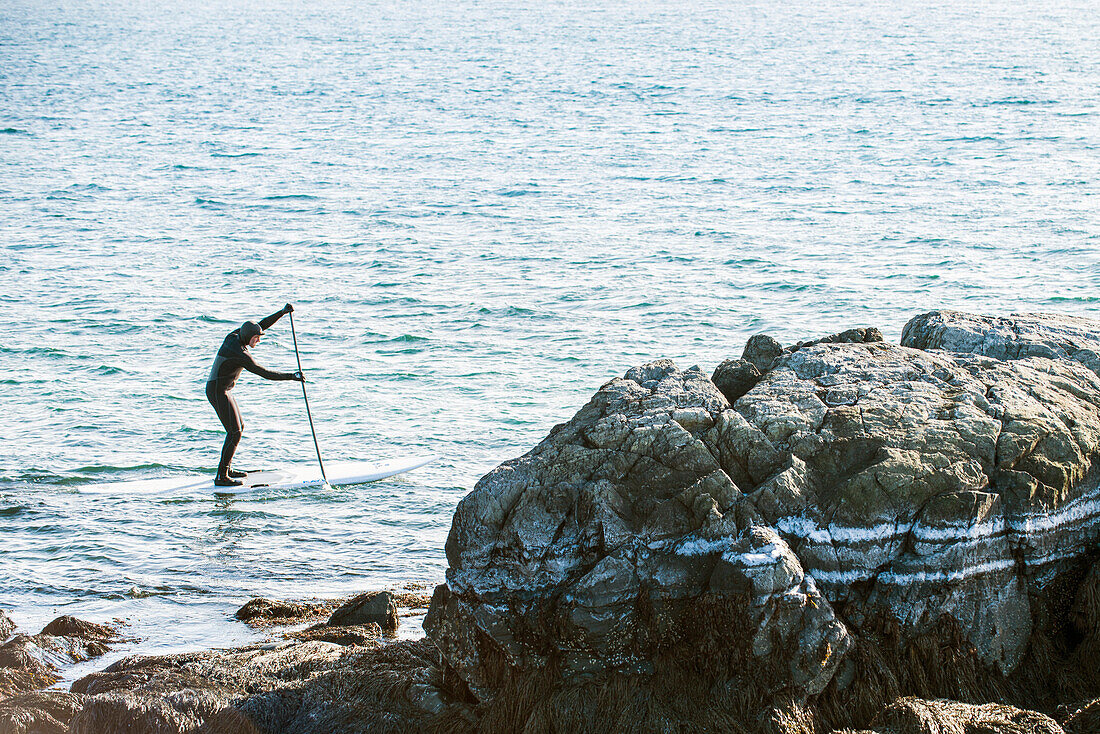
top-left (234, 597), bottom-right (338, 627)
top-left (427, 310), bottom-right (1100, 732)
top-left (0, 616), bottom-right (124, 700)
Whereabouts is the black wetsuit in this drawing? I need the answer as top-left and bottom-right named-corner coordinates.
top-left (206, 308), bottom-right (296, 477)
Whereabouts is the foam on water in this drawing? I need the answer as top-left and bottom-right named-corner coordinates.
top-left (0, 0), bottom-right (1098, 659)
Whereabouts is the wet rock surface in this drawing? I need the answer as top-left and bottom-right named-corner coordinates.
top-left (234, 597), bottom-right (337, 627)
top-left (0, 616), bottom-right (122, 699)
top-left (427, 312), bottom-right (1100, 732)
top-left (0, 611), bottom-right (14, 642)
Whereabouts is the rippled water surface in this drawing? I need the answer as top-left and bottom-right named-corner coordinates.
top-left (1, 0), bottom-right (1098, 663)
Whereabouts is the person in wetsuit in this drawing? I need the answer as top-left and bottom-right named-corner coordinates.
top-left (206, 304), bottom-right (302, 486)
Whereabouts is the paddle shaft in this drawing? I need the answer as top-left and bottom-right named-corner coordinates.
top-left (288, 311), bottom-right (328, 484)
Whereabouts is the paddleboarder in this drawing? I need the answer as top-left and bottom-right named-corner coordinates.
top-left (206, 304), bottom-right (303, 486)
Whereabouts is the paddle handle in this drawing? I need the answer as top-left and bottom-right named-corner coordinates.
top-left (288, 310), bottom-right (328, 485)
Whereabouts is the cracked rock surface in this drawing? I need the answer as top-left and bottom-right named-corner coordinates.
top-left (902, 310), bottom-right (1100, 376)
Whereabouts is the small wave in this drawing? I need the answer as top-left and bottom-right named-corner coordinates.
top-left (10, 345), bottom-right (69, 359)
top-left (262, 194), bottom-right (320, 201)
top-left (0, 505), bottom-right (28, 517)
top-left (194, 197), bottom-right (228, 207)
top-left (210, 151), bottom-right (262, 158)
top-left (73, 463), bottom-right (171, 475)
top-left (943, 136), bottom-right (998, 142)
top-left (476, 305), bottom-right (539, 318)
top-left (0, 127), bottom-right (28, 135)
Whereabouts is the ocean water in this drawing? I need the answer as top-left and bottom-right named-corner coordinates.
top-left (1, 0), bottom-right (1098, 674)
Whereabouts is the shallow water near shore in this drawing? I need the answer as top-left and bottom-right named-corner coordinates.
top-left (1, 0), bottom-right (1098, 667)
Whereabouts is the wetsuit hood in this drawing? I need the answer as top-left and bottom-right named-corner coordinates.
top-left (239, 321), bottom-right (263, 345)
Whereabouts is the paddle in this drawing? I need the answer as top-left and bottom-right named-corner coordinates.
top-left (287, 309), bottom-right (330, 489)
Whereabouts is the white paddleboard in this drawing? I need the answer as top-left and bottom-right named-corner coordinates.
top-left (79, 456), bottom-right (437, 495)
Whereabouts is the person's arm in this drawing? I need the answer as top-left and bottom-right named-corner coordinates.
top-left (258, 303), bottom-right (294, 331)
top-left (240, 351), bottom-right (300, 381)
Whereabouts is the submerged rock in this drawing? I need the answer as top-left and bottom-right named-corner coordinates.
top-left (427, 311), bottom-right (1100, 731)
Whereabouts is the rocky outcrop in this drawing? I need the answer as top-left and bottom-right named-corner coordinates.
top-left (902, 311), bottom-right (1100, 376)
top-left (426, 312), bottom-right (1100, 732)
top-left (68, 638), bottom-right (459, 734)
top-left (426, 358), bottom-right (850, 718)
top-left (13, 592), bottom-right (452, 733)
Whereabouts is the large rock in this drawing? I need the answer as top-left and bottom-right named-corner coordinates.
top-left (427, 360), bottom-right (851, 710)
top-left (902, 311), bottom-right (1100, 376)
top-left (427, 314), bottom-right (1100, 729)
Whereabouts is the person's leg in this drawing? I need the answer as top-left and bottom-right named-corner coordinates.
top-left (207, 383), bottom-right (244, 481)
